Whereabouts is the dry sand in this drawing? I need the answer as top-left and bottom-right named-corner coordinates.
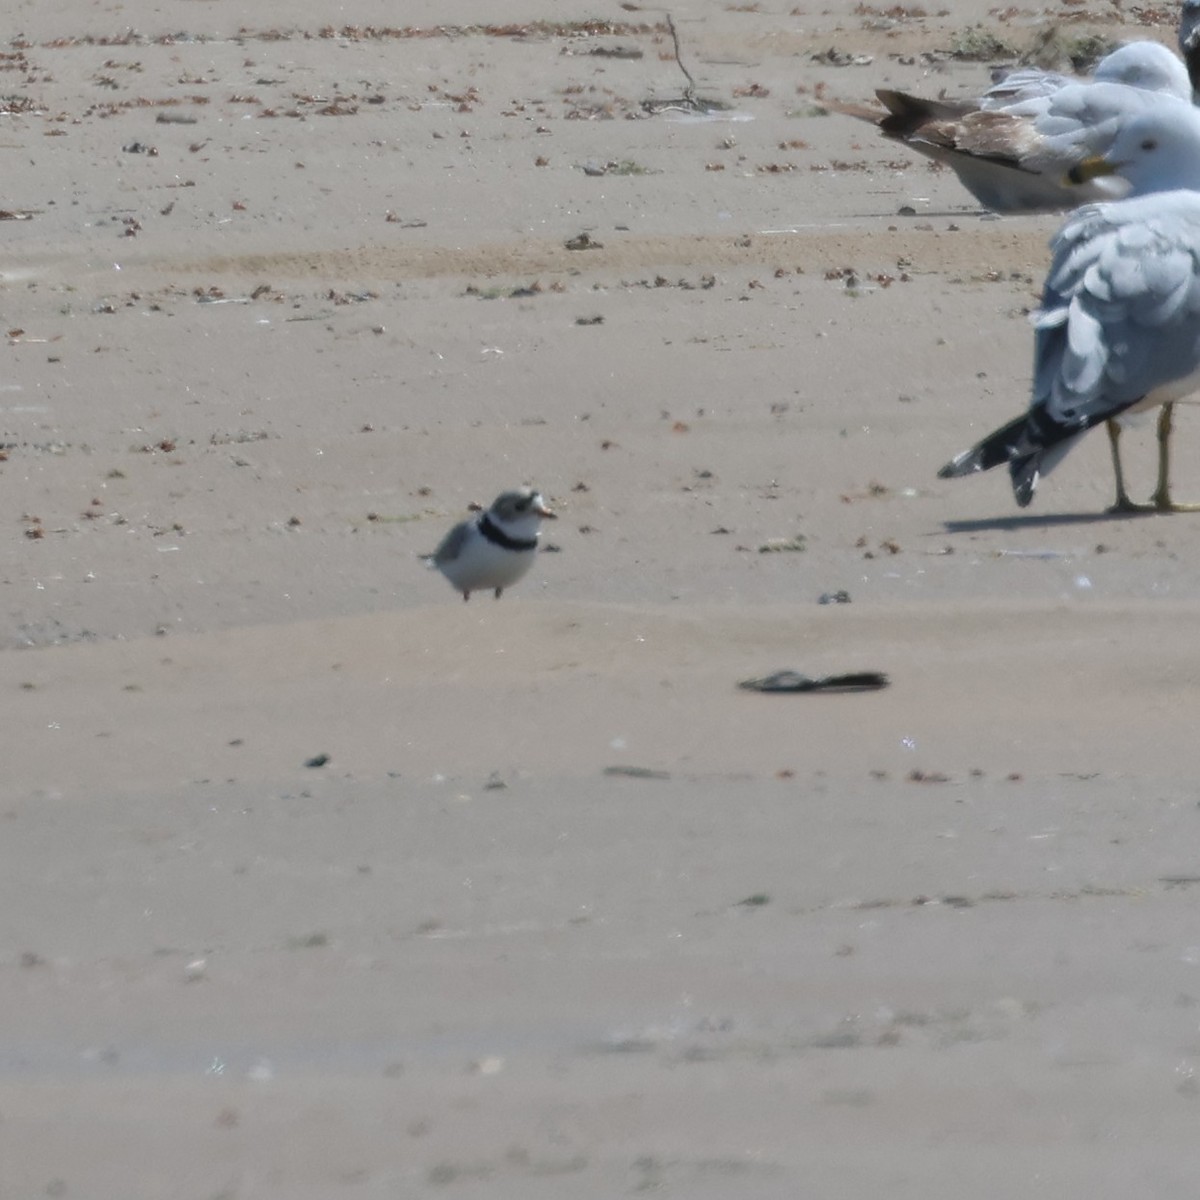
top-left (5, 1), bottom-right (1200, 1195)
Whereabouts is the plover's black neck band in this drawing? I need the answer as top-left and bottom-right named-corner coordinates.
top-left (479, 513), bottom-right (537, 552)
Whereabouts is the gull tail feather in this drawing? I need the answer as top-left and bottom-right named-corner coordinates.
top-left (874, 88), bottom-right (972, 135)
top-left (938, 406), bottom-right (1115, 507)
top-left (823, 90), bottom-right (971, 135)
top-left (822, 97), bottom-right (890, 124)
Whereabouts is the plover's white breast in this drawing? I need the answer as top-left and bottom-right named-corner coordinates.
top-left (437, 525), bottom-right (537, 594)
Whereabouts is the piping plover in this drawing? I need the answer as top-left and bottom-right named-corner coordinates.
top-left (432, 488), bottom-right (556, 600)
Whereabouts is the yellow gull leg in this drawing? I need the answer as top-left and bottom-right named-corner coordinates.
top-left (1106, 419), bottom-right (1153, 513)
top-left (1152, 403), bottom-right (1200, 512)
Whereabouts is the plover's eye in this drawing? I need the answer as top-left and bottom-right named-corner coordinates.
top-left (1140, 138), bottom-right (1158, 151)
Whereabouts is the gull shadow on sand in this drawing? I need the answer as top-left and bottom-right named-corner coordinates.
top-left (886, 209), bottom-right (1004, 221)
top-left (942, 508), bottom-right (1158, 534)
top-left (760, 208), bottom-right (993, 232)
top-left (824, 208), bottom-right (996, 223)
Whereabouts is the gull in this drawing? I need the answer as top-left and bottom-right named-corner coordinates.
top-left (431, 488), bottom-right (556, 600)
top-left (854, 41), bottom-right (1192, 212)
top-left (977, 38), bottom-right (1181, 109)
top-left (938, 105), bottom-right (1200, 512)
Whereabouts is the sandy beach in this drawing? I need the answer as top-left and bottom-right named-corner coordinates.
top-left (5, 1), bottom-right (1200, 1194)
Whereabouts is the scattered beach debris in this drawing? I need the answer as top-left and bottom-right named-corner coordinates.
top-left (758, 535), bottom-right (807, 553)
top-left (564, 232), bottom-right (603, 251)
top-left (818, 590), bottom-right (852, 605)
top-left (738, 670), bottom-right (889, 694)
top-left (579, 159), bottom-right (654, 176)
top-left (948, 24), bottom-right (1017, 61)
top-left (603, 765), bottom-right (670, 779)
top-left (565, 43), bottom-right (644, 59)
top-left (1018, 27), bottom-right (1115, 74)
top-left (642, 12), bottom-right (733, 114)
top-left (303, 753), bottom-right (330, 768)
top-left (811, 47), bottom-right (874, 67)
top-left (908, 768), bottom-right (951, 783)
